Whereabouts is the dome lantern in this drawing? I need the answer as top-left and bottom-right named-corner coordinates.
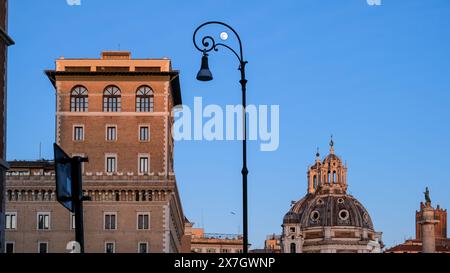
top-left (307, 138), bottom-right (348, 194)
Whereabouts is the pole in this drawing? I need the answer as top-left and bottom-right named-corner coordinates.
top-left (193, 21), bottom-right (249, 253)
top-left (71, 156), bottom-right (86, 253)
top-left (240, 62), bottom-right (248, 253)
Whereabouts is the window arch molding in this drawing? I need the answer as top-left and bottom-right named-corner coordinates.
top-left (136, 85), bottom-right (154, 112)
top-left (70, 85), bottom-right (89, 112)
top-left (103, 85), bottom-right (122, 112)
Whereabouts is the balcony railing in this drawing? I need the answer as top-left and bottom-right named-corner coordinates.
top-left (196, 233), bottom-right (243, 240)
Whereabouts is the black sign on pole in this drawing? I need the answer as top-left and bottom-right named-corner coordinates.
top-left (54, 144), bottom-right (74, 211)
top-left (54, 143), bottom-right (89, 253)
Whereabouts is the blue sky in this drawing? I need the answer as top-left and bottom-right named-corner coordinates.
top-left (7, 0), bottom-right (450, 249)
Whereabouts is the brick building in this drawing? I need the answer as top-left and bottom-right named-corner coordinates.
top-left (249, 234), bottom-right (282, 253)
top-left (5, 51), bottom-right (187, 253)
top-left (416, 203), bottom-right (447, 241)
top-left (264, 234), bottom-right (281, 253)
top-left (0, 0), bottom-right (13, 254)
top-left (190, 228), bottom-right (244, 254)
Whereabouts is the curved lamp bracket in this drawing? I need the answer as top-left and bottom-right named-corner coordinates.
top-left (193, 21), bottom-right (247, 66)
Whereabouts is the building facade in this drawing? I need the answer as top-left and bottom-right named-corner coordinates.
top-left (385, 191), bottom-right (449, 253)
top-left (5, 51), bottom-right (186, 253)
top-left (0, 0), bottom-right (13, 254)
top-left (190, 228), bottom-right (244, 254)
top-left (264, 234), bottom-right (281, 253)
top-left (281, 140), bottom-right (383, 253)
top-left (250, 234), bottom-right (282, 253)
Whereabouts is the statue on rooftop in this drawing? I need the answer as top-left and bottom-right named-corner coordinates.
top-left (424, 187), bottom-right (431, 205)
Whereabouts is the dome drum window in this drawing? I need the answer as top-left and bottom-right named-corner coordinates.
top-left (310, 211), bottom-right (320, 222)
top-left (338, 210), bottom-right (350, 221)
top-left (363, 213), bottom-right (369, 223)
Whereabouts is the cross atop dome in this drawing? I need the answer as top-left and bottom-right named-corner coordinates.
top-left (329, 135), bottom-right (335, 154)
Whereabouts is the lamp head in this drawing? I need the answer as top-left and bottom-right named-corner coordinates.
top-left (196, 52), bottom-right (213, 82)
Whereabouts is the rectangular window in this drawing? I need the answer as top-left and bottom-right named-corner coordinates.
top-left (139, 126), bottom-right (149, 141)
top-left (5, 212), bottom-right (17, 230)
top-left (138, 242), bottom-right (148, 254)
top-left (103, 97), bottom-right (121, 112)
top-left (37, 213), bottom-right (50, 230)
top-left (5, 242), bottom-right (15, 253)
top-left (106, 156), bottom-right (117, 173)
top-left (136, 88), bottom-right (154, 112)
top-left (71, 97), bottom-right (88, 112)
top-left (38, 242), bottom-right (48, 254)
top-left (104, 213), bottom-right (117, 230)
top-left (105, 242), bottom-right (115, 254)
top-left (137, 213), bottom-right (150, 230)
top-left (74, 126), bottom-right (84, 141)
top-left (106, 126), bottom-right (117, 141)
top-left (139, 157), bottom-right (149, 174)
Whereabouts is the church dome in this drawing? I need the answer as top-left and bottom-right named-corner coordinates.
top-left (283, 193), bottom-right (374, 230)
top-left (281, 138), bottom-right (383, 253)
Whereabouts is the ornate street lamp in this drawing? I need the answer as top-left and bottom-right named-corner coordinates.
top-left (193, 21), bottom-right (249, 253)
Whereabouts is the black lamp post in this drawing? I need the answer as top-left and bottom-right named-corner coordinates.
top-left (193, 21), bottom-right (249, 253)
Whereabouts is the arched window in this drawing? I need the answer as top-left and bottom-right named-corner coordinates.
top-left (333, 171), bottom-right (337, 183)
top-left (70, 86), bottom-right (88, 112)
top-left (290, 243), bottom-right (296, 253)
top-left (136, 86), bottom-right (154, 112)
top-left (103, 86), bottom-right (121, 112)
top-left (313, 175), bottom-right (317, 189)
